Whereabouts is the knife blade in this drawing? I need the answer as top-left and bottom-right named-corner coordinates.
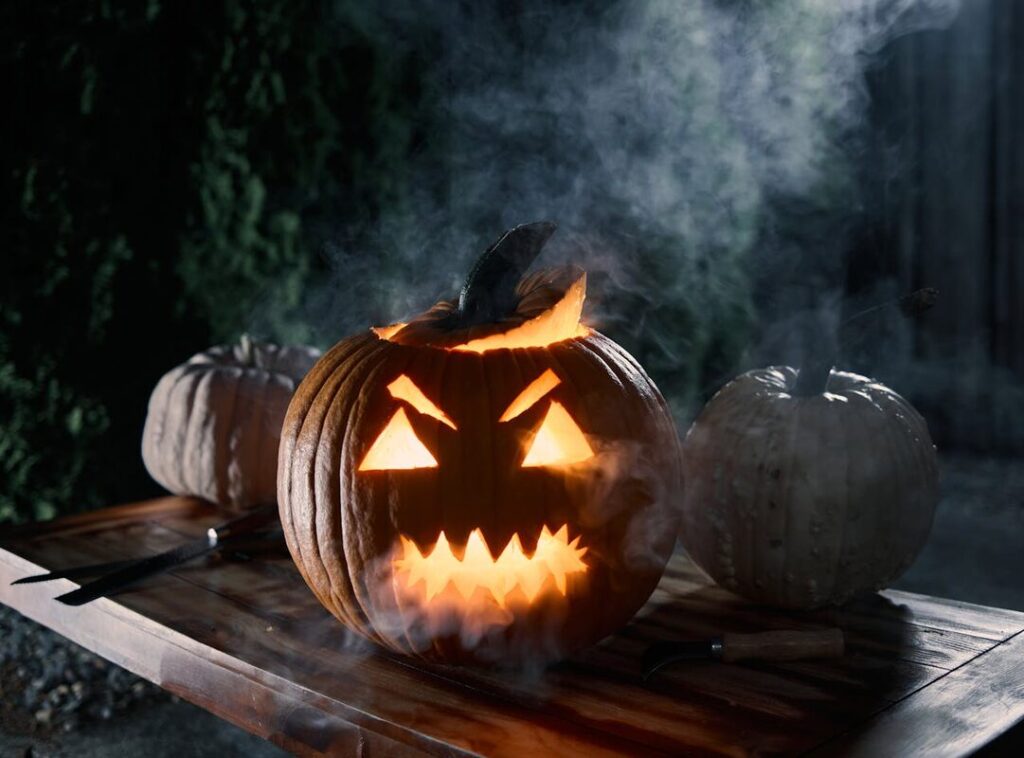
top-left (13, 532), bottom-right (285, 586)
top-left (643, 628), bottom-right (844, 681)
top-left (54, 504), bottom-right (278, 606)
top-left (12, 558), bottom-right (138, 585)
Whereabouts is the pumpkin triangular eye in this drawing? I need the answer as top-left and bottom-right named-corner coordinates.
top-left (359, 408), bottom-right (438, 471)
top-left (388, 374), bottom-right (455, 429)
top-left (522, 401), bottom-right (594, 467)
top-left (500, 368), bottom-right (561, 422)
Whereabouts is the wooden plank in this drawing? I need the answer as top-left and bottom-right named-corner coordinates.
top-left (0, 526), bottom-right (809, 756)
top-left (3, 498), bottom-right (1024, 757)
top-left (1, 495), bottom-right (209, 540)
top-left (0, 547), bottom-right (638, 757)
top-left (814, 631), bottom-right (1024, 757)
top-left (654, 565), bottom-right (1017, 671)
top-left (0, 555), bottom-right (430, 757)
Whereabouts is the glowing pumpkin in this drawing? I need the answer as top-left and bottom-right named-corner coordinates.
top-left (278, 222), bottom-right (682, 665)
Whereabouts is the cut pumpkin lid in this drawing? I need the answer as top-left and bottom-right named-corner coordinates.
top-left (373, 265), bottom-right (590, 352)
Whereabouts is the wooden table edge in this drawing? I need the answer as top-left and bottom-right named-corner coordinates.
top-left (1, 545), bottom-right (664, 757)
top-left (809, 630), bottom-right (1024, 757)
top-left (0, 549), bottom-right (473, 757)
top-left (1, 496), bottom-right (211, 540)
top-left (6, 501), bottom-right (1024, 757)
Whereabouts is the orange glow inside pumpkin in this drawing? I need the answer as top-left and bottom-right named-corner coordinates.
top-left (372, 274), bottom-right (589, 352)
top-left (521, 401), bottom-right (594, 467)
top-left (499, 369), bottom-right (561, 422)
top-left (372, 322), bottom-right (406, 340)
top-left (499, 368), bottom-right (594, 467)
top-left (387, 374), bottom-right (455, 429)
top-left (453, 275), bottom-right (589, 353)
top-left (359, 407), bottom-right (437, 471)
top-left (395, 525), bottom-right (588, 607)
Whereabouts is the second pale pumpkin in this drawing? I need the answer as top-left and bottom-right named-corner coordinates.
top-left (680, 366), bottom-right (938, 609)
top-left (143, 335), bottom-right (320, 511)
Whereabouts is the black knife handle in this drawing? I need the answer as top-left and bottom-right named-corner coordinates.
top-left (55, 539), bottom-right (217, 606)
top-left (210, 503), bottom-right (278, 542)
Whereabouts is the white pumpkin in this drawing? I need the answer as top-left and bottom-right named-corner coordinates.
top-left (142, 336), bottom-right (320, 511)
top-left (680, 366), bottom-right (938, 609)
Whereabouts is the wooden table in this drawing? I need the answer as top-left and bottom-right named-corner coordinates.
top-left (2, 497), bottom-right (1023, 756)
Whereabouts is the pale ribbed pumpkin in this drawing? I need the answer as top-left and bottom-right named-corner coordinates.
top-left (278, 222), bottom-right (682, 665)
top-left (680, 366), bottom-right (938, 609)
top-left (142, 336), bottom-right (320, 511)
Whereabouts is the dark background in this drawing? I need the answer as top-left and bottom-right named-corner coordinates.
top-left (2, 0), bottom-right (1022, 551)
top-left (1, 2), bottom-right (1023, 753)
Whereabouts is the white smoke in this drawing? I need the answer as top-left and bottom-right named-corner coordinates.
top-left (277, 0), bottom-right (968, 665)
top-left (301, 0), bottom-right (959, 420)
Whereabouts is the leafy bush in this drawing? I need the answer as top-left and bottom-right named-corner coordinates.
top-left (1, 1), bottom-right (433, 521)
top-left (2, 1), bottom-right (757, 523)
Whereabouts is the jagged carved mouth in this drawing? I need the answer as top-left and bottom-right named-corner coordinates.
top-left (393, 526), bottom-right (589, 608)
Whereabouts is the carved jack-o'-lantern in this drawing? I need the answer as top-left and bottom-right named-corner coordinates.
top-left (278, 222), bottom-right (682, 665)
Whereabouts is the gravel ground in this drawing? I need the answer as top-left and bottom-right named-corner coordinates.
top-left (0, 604), bottom-right (165, 736)
top-left (1, 699), bottom-right (286, 758)
top-left (1, 453), bottom-right (1021, 755)
top-left (0, 604), bottom-right (285, 757)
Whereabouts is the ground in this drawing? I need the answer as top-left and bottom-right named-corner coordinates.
top-left (1, 452), bottom-right (1022, 756)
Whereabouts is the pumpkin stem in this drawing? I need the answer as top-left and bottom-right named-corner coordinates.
top-left (793, 359), bottom-right (834, 396)
top-left (455, 221), bottom-right (557, 326)
top-left (793, 288), bottom-right (938, 396)
top-left (238, 333), bottom-right (258, 368)
top-left (793, 324), bottom-right (836, 396)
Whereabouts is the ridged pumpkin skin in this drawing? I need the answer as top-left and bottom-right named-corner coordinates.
top-left (278, 330), bottom-right (682, 665)
top-left (680, 367), bottom-right (938, 609)
top-left (142, 339), bottom-right (320, 512)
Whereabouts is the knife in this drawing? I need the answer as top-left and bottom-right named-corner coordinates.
top-left (642, 628), bottom-right (845, 681)
top-left (12, 558), bottom-right (138, 585)
top-left (53, 504), bottom-right (279, 606)
top-left (12, 532), bottom-right (284, 585)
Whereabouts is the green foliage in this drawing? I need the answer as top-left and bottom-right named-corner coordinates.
top-left (1, 0), bottom-right (430, 522)
top-left (176, 3), bottom-right (323, 343)
top-left (1, 1), bottom-right (756, 523)
top-left (0, 364), bottom-right (109, 523)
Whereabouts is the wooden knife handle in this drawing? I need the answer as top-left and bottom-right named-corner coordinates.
top-left (721, 629), bottom-right (844, 663)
